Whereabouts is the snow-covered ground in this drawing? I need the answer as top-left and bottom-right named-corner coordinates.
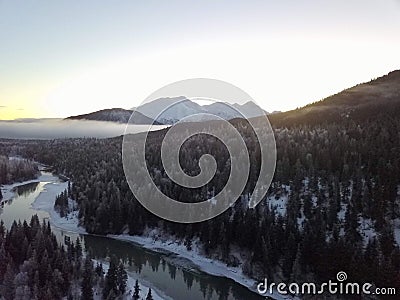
top-left (109, 230), bottom-right (285, 300)
top-left (11, 171), bottom-right (266, 299)
top-left (0, 171), bottom-right (54, 204)
top-left (30, 174), bottom-right (290, 300)
top-left (110, 230), bottom-right (255, 288)
top-left (360, 218), bottom-right (377, 245)
top-left (23, 173), bottom-right (166, 299)
top-left (0, 170), bottom-right (295, 300)
top-left (30, 175), bottom-right (87, 234)
top-left (0, 158), bottom-right (51, 203)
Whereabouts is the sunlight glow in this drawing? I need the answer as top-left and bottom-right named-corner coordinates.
top-left (40, 37), bottom-right (400, 118)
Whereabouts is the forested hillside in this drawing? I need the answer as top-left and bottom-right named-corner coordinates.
top-left (0, 215), bottom-right (136, 300)
top-left (2, 111), bottom-right (398, 295)
top-left (2, 72), bottom-right (400, 297)
top-left (269, 70), bottom-right (400, 126)
top-left (0, 215), bottom-right (97, 299)
top-left (0, 156), bottom-right (38, 186)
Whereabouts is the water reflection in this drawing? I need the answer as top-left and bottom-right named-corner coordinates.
top-left (14, 182), bottom-right (40, 196)
top-left (84, 235), bottom-right (263, 300)
top-left (1, 174), bottom-right (263, 300)
top-left (0, 182), bottom-right (39, 208)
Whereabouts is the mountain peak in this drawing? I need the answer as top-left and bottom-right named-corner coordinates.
top-left (135, 97), bottom-right (267, 124)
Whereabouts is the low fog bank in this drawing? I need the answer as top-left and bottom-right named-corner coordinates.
top-left (0, 119), bottom-right (166, 139)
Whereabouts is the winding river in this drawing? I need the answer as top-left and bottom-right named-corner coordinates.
top-left (0, 171), bottom-right (264, 300)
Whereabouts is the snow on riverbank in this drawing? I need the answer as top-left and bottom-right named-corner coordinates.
top-left (109, 231), bottom-right (288, 300)
top-left (109, 230), bottom-right (259, 297)
top-left (0, 168), bottom-right (86, 234)
top-left (26, 173), bottom-right (166, 299)
top-left (10, 170), bottom-right (278, 299)
top-left (0, 171), bottom-right (55, 203)
top-left (31, 176), bottom-right (87, 234)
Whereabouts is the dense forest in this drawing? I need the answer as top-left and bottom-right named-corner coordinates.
top-left (1, 102), bottom-right (400, 297)
top-left (0, 214), bottom-right (158, 299)
top-left (0, 156), bottom-right (38, 186)
top-left (1, 73), bottom-right (400, 297)
top-left (0, 155), bottom-right (38, 200)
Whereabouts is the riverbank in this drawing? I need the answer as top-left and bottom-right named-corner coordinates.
top-left (27, 173), bottom-right (167, 300)
top-left (22, 170), bottom-right (283, 300)
top-left (31, 176), bottom-right (86, 234)
top-left (109, 231), bottom-right (259, 292)
top-left (0, 171), bottom-right (55, 204)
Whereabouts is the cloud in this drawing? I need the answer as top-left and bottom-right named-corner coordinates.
top-left (0, 106), bottom-right (7, 108)
top-left (0, 119), bottom-right (165, 139)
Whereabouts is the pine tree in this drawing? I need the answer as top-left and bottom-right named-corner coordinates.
top-left (75, 237), bottom-right (83, 258)
top-left (103, 256), bottom-right (127, 299)
top-left (0, 244), bottom-right (7, 282)
top-left (116, 262), bottom-right (127, 295)
top-left (132, 279), bottom-right (140, 300)
top-left (2, 263), bottom-right (16, 300)
top-left (146, 288), bottom-right (153, 300)
top-left (14, 285), bottom-right (31, 300)
top-left (103, 257), bottom-right (118, 299)
top-left (95, 262), bottom-right (104, 277)
top-left (81, 257), bottom-right (94, 300)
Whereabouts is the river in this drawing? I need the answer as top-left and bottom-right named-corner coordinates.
top-left (0, 171), bottom-right (264, 300)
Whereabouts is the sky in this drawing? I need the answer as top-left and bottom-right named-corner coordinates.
top-left (1, 0), bottom-right (400, 120)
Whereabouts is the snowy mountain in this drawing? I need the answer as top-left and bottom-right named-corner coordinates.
top-left (233, 101), bottom-right (268, 118)
top-left (135, 97), bottom-right (206, 124)
top-left (65, 98), bottom-right (268, 125)
top-left (135, 97), bottom-right (267, 124)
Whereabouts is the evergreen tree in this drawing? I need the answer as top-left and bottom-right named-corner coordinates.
top-left (116, 262), bottom-right (127, 295)
top-left (7, 95), bottom-right (400, 292)
top-left (103, 257), bottom-right (118, 299)
top-left (132, 279), bottom-right (140, 300)
top-left (95, 262), bottom-right (104, 277)
top-left (103, 256), bottom-right (127, 299)
top-left (75, 237), bottom-right (83, 258)
top-left (146, 288), bottom-right (153, 300)
top-left (81, 256), bottom-right (94, 300)
top-left (2, 263), bottom-right (16, 300)
top-left (0, 216), bottom-right (99, 300)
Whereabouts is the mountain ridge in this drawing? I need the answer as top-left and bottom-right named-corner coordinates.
top-left (65, 70), bottom-right (400, 127)
top-left (269, 69), bottom-right (400, 126)
top-left (65, 108), bottom-right (162, 125)
top-left (65, 99), bottom-right (268, 125)
top-left (134, 97), bottom-right (267, 124)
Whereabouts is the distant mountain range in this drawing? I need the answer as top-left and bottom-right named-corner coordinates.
top-left (135, 96), bottom-right (267, 124)
top-left (65, 70), bottom-right (400, 127)
top-left (65, 98), bottom-right (268, 125)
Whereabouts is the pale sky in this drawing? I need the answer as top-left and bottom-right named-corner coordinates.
top-left (1, 0), bottom-right (400, 120)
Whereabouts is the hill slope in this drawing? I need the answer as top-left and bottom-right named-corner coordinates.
top-left (269, 70), bottom-right (400, 126)
top-left (65, 108), bottom-right (160, 125)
